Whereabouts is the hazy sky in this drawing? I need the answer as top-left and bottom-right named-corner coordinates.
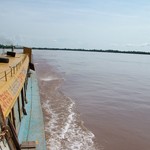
top-left (1, 0), bottom-right (150, 51)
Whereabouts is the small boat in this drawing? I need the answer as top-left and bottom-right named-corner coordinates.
top-left (0, 47), bottom-right (46, 150)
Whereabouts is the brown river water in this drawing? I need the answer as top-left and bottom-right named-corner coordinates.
top-left (33, 50), bottom-right (150, 150)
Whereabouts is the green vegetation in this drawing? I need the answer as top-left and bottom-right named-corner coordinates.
top-left (0, 44), bottom-right (14, 49)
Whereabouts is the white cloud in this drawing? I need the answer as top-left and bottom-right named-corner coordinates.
top-left (125, 43), bottom-right (150, 47)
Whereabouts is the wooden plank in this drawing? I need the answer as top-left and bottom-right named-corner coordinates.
top-left (21, 141), bottom-right (36, 149)
top-left (22, 148), bottom-right (36, 150)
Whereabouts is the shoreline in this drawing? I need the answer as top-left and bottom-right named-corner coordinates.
top-left (32, 48), bottom-right (150, 55)
top-left (1, 47), bottom-right (150, 55)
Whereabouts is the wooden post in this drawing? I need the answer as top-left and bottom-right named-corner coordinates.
top-left (21, 88), bottom-right (27, 115)
top-left (0, 105), bottom-right (19, 150)
top-left (11, 107), bottom-right (16, 129)
top-left (23, 47), bottom-right (32, 63)
top-left (17, 97), bottom-right (21, 122)
top-left (5, 71), bottom-right (7, 81)
top-left (11, 68), bottom-right (13, 77)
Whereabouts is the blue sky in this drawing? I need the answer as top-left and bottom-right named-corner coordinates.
top-left (0, 0), bottom-right (150, 51)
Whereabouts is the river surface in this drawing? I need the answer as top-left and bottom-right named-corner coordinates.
top-left (33, 50), bottom-right (150, 150)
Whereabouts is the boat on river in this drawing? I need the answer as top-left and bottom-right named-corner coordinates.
top-left (0, 47), bottom-right (46, 150)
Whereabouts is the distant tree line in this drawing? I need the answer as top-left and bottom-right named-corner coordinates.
top-left (32, 47), bottom-right (150, 55)
top-left (1, 44), bottom-right (150, 55)
top-left (0, 44), bottom-right (14, 49)
top-left (0, 44), bottom-right (24, 50)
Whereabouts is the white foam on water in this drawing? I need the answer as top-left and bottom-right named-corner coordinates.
top-left (43, 100), bottom-right (61, 150)
top-left (40, 76), bottom-right (59, 81)
top-left (60, 101), bottom-right (75, 139)
top-left (42, 97), bottom-right (99, 150)
top-left (36, 56), bottom-right (102, 150)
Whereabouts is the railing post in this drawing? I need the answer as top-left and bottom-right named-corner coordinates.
top-left (11, 68), bottom-right (13, 77)
top-left (5, 71), bottom-right (7, 81)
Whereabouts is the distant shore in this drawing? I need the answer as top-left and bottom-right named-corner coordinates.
top-left (32, 47), bottom-right (150, 55)
top-left (0, 44), bottom-right (150, 55)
